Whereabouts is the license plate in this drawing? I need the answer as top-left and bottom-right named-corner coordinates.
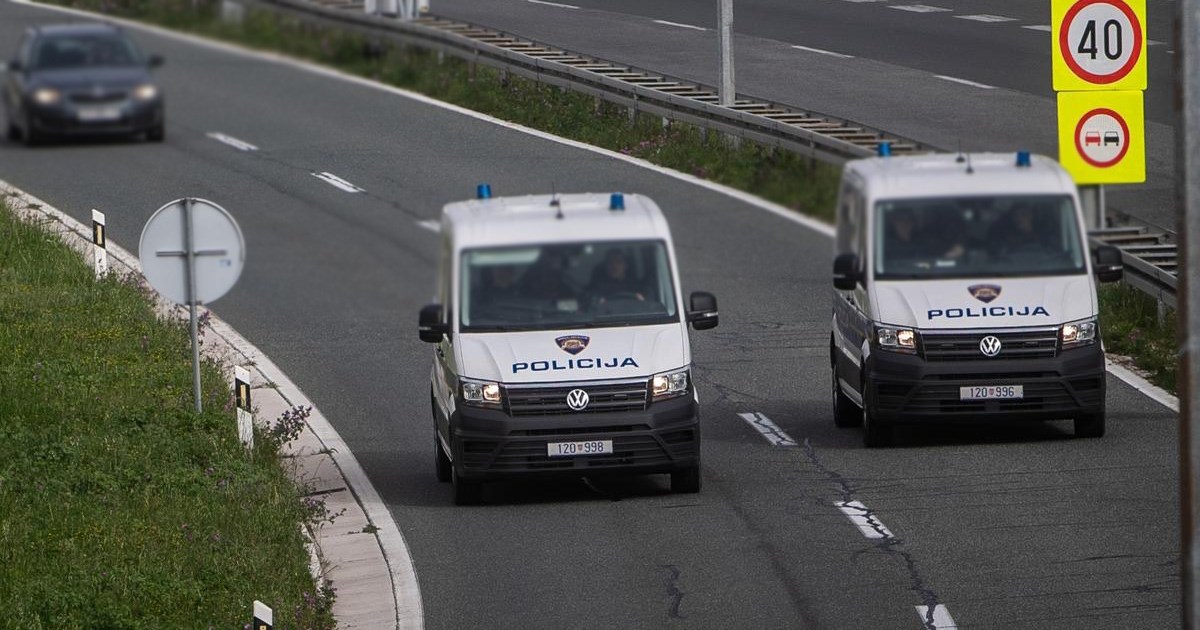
top-left (547, 440), bottom-right (613, 457)
top-left (959, 385), bottom-right (1024, 400)
top-left (77, 106), bottom-right (121, 122)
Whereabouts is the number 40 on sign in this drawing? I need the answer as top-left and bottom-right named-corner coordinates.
top-left (1052, 0), bottom-right (1147, 91)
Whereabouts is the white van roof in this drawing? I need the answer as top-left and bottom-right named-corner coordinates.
top-left (846, 152), bottom-right (1078, 200)
top-left (442, 192), bottom-right (672, 249)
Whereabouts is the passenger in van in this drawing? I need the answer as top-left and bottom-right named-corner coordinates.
top-left (587, 249), bottom-right (645, 303)
top-left (989, 202), bottom-right (1056, 256)
top-left (885, 207), bottom-right (965, 263)
top-left (884, 208), bottom-right (923, 260)
top-left (475, 265), bottom-right (520, 305)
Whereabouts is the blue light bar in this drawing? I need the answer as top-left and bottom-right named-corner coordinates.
top-left (1016, 151), bottom-right (1032, 167)
top-left (610, 193), bottom-right (625, 211)
top-left (476, 183), bottom-right (492, 199)
top-left (877, 142), bottom-right (891, 157)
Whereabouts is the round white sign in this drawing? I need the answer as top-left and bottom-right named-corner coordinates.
top-left (1073, 108), bottom-right (1131, 168)
top-left (138, 198), bottom-right (246, 305)
top-left (1060, 0), bottom-right (1143, 84)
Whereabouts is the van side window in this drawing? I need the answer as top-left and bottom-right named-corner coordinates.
top-left (439, 234), bottom-right (452, 322)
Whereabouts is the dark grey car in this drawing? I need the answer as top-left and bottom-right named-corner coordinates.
top-left (4, 23), bottom-right (164, 145)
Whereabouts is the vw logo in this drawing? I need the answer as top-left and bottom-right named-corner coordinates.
top-left (565, 388), bottom-right (590, 411)
top-left (979, 335), bottom-right (1003, 357)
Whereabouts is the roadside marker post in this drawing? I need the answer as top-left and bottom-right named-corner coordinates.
top-left (236, 365), bottom-right (253, 449)
top-left (91, 209), bottom-right (107, 278)
top-left (1179, 0), bottom-right (1199, 625)
top-left (253, 600), bottom-right (273, 630)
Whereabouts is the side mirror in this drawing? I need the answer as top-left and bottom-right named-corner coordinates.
top-left (1093, 245), bottom-right (1123, 283)
top-left (687, 292), bottom-right (719, 330)
top-left (147, 55), bottom-right (164, 68)
top-left (418, 304), bottom-right (447, 343)
top-left (833, 253), bottom-right (862, 291)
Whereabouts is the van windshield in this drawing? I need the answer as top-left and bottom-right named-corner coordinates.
top-left (460, 240), bottom-right (679, 332)
top-left (874, 195), bottom-right (1086, 279)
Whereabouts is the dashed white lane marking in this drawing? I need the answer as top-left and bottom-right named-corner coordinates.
top-left (417, 219), bottom-right (441, 232)
top-left (527, 0), bottom-right (578, 8)
top-left (737, 412), bottom-right (797, 447)
top-left (889, 4), bottom-right (952, 13)
top-left (206, 132), bottom-right (258, 151)
top-left (311, 172), bottom-right (364, 193)
top-left (653, 19), bottom-right (708, 31)
top-left (956, 14), bottom-right (1016, 22)
top-left (792, 44), bottom-right (855, 59)
top-left (934, 75), bottom-right (996, 89)
top-left (1148, 39), bottom-right (1167, 46)
top-left (915, 604), bottom-right (958, 629)
top-left (835, 500), bottom-right (895, 539)
top-left (1023, 24), bottom-right (1053, 31)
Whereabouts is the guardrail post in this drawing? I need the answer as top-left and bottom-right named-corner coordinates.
top-left (1179, 0), bottom-right (1199, 625)
top-left (718, 0), bottom-right (736, 107)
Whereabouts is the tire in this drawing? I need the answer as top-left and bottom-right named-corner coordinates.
top-left (23, 116), bottom-right (41, 147)
top-left (832, 363), bottom-right (862, 428)
top-left (434, 435), bottom-right (451, 483)
top-left (861, 384), bottom-right (893, 448)
top-left (6, 119), bottom-right (19, 142)
top-left (146, 123), bottom-right (164, 143)
top-left (670, 465), bottom-right (702, 494)
top-left (451, 462), bottom-right (482, 505)
top-left (1074, 411), bottom-right (1106, 438)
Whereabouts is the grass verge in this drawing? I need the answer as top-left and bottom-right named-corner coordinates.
top-left (1099, 283), bottom-right (1177, 394)
top-left (36, 1), bottom-right (1181, 395)
top-left (0, 198), bottom-right (333, 627)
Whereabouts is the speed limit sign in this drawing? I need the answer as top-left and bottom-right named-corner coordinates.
top-left (1052, 0), bottom-right (1146, 91)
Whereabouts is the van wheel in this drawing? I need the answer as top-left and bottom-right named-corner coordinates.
top-left (832, 364), bottom-right (862, 428)
top-left (670, 465), bottom-right (701, 494)
top-left (862, 386), bottom-right (893, 448)
top-left (1074, 411), bottom-right (1106, 438)
top-left (452, 464), bottom-right (482, 505)
top-left (434, 436), bottom-right (451, 483)
top-left (7, 119), bottom-right (20, 142)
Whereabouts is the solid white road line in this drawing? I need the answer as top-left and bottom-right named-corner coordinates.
top-left (527, 0), bottom-right (579, 8)
top-left (312, 171), bottom-right (365, 193)
top-left (206, 132), bottom-right (259, 152)
top-left (889, 5), bottom-right (953, 13)
top-left (792, 45), bottom-right (855, 59)
top-left (915, 604), bottom-right (958, 629)
top-left (1022, 24), bottom-right (1054, 32)
top-left (956, 14), bottom-right (1016, 22)
top-left (1105, 358), bottom-right (1179, 413)
top-left (835, 500), bottom-right (894, 539)
top-left (417, 219), bottom-right (441, 233)
top-left (653, 19), bottom-right (708, 31)
top-left (934, 75), bottom-right (996, 89)
top-left (737, 412), bottom-right (798, 447)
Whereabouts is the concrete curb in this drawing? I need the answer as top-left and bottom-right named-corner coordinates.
top-left (0, 181), bottom-right (423, 628)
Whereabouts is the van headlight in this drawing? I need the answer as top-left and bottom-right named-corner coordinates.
top-left (876, 325), bottom-right (918, 354)
top-left (1060, 318), bottom-right (1097, 348)
top-left (132, 84), bottom-right (159, 101)
top-left (460, 378), bottom-right (503, 408)
top-left (651, 368), bottom-right (689, 401)
top-left (32, 87), bottom-right (61, 105)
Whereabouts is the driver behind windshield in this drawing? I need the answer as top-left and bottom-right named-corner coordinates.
top-left (586, 249), bottom-right (646, 303)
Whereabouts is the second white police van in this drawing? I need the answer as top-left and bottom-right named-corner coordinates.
top-left (418, 187), bottom-right (718, 504)
top-left (831, 150), bottom-right (1124, 447)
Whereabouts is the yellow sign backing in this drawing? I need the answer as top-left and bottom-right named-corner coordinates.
top-left (1057, 90), bottom-right (1145, 184)
top-left (1052, 0), bottom-right (1147, 91)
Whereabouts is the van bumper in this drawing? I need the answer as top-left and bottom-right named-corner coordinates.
top-left (449, 395), bottom-right (700, 481)
top-left (865, 343), bottom-right (1105, 423)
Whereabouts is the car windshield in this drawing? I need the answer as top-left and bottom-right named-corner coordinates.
top-left (874, 195), bottom-right (1086, 279)
top-left (460, 240), bottom-right (679, 332)
top-left (32, 34), bottom-right (142, 69)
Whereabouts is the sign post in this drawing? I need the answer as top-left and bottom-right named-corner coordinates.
top-left (718, 0), bottom-right (735, 107)
top-left (138, 198), bottom-right (246, 414)
top-left (1052, 0), bottom-right (1148, 227)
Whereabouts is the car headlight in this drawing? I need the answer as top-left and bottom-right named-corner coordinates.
top-left (876, 325), bottom-right (918, 354)
top-left (1061, 318), bottom-right (1097, 348)
top-left (651, 368), bottom-right (690, 401)
top-left (460, 378), bottom-right (503, 408)
top-left (132, 84), bottom-right (158, 101)
top-left (32, 87), bottom-right (61, 105)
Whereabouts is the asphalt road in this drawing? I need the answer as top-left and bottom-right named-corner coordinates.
top-left (429, 0), bottom-right (1180, 233)
top-left (0, 1), bottom-right (1182, 628)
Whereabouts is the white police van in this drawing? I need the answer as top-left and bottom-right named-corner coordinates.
top-left (830, 150), bottom-right (1124, 447)
top-left (419, 186), bottom-right (718, 504)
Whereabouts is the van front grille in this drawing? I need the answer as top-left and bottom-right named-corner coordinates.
top-left (922, 329), bottom-right (1058, 362)
top-left (506, 379), bottom-right (649, 417)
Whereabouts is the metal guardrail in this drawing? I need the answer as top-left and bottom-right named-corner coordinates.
top-left (246, 0), bottom-right (1178, 309)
